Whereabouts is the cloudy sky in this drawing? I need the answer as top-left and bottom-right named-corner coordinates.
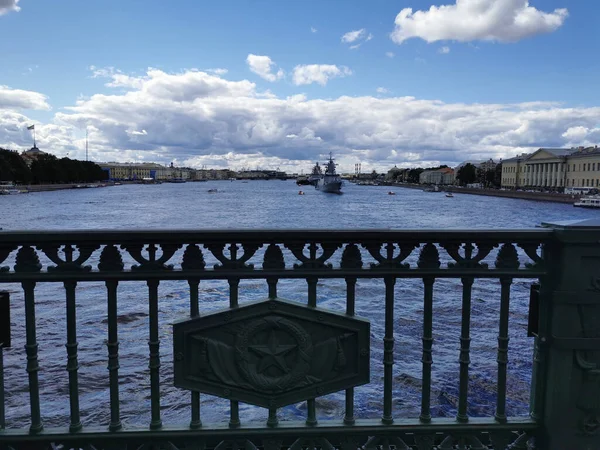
top-left (1, 0), bottom-right (597, 173)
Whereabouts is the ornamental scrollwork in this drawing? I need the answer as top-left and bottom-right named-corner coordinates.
top-left (181, 244), bottom-right (206, 271)
top-left (204, 242), bottom-right (260, 270)
top-left (39, 243), bottom-right (99, 272)
top-left (340, 243), bottom-right (363, 269)
top-left (14, 245), bottom-right (41, 273)
top-left (286, 241), bottom-right (341, 269)
top-left (517, 242), bottom-right (544, 269)
top-left (122, 243), bottom-right (181, 271)
top-left (363, 242), bottom-right (417, 269)
top-left (263, 244), bottom-right (285, 270)
top-left (98, 244), bottom-right (124, 272)
top-left (440, 241), bottom-right (496, 269)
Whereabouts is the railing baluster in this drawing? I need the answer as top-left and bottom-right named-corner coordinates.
top-left (147, 279), bottom-right (162, 430)
top-left (267, 278), bottom-right (277, 299)
top-left (228, 277), bottom-right (240, 428)
top-left (530, 282), bottom-right (549, 422)
top-left (0, 344), bottom-right (5, 430)
top-left (382, 276), bottom-right (395, 425)
top-left (23, 281), bottom-right (43, 433)
top-left (306, 276), bottom-right (318, 426)
top-left (420, 276), bottom-right (435, 423)
top-left (106, 280), bottom-right (122, 431)
top-left (456, 276), bottom-right (474, 423)
top-left (189, 278), bottom-right (202, 429)
top-left (65, 281), bottom-right (82, 432)
top-left (344, 276), bottom-right (356, 425)
top-left (267, 407), bottom-right (278, 427)
top-left (495, 277), bottom-right (512, 423)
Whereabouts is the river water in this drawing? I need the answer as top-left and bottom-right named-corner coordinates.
top-left (0, 181), bottom-right (596, 429)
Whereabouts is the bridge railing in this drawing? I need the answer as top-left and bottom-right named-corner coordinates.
top-left (0, 222), bottom-right (598, 449)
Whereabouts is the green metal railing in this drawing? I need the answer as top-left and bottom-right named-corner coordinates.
top-left (0, 221), bottom-right (599, 449)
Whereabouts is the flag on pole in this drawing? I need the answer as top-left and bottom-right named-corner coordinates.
top-left (27, 125), bottom-right (35, 130)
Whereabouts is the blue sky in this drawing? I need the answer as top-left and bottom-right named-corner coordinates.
top-left (1, 0), bottom-right (598, 171)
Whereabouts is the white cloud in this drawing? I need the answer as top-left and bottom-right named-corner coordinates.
top-left (342, 29), bottom-right (373, 48)
top-left (376, 87), bottom-right (389, 94)
top-left (90, 66), bottom-right (147, 89)
top-left (292, 65), bottom-right (352, 86)
top-left (342, 29), bottom-right (366, 43)
top-left (311, 27), bottom-right (318, 33)
top-left (207, 68), bottom-right (228, 75)
top-left (386, 52), bottom-right (395, 58)
top-left (391, 0), bottom-right (568, 44)
top-left (0, 0), bottom-right (19, 16)
top-left (3, 68), bottom-right (600, 172)
top-left (246, 54), bottom-right (284, 82)
top-left (0, 86), bottom-right (50, 110)
top-left (439, 46), bottom-right (450, 54)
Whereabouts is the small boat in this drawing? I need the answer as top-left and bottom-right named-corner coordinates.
top-left (446, 193), bottom-right (454, 198)
top-left (574, 195), bottom-right (600, 208)
top-left (0, 189), bottom-right (26, 195)
top-left (388, 191), bottom-right (395, 195)
top-left (208, 189), bottom-right (218, 194)
top-left (298, 191), bottom-right (304, 195)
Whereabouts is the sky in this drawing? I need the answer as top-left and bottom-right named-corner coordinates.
top-left (1, 0), bottom-right (598, 173)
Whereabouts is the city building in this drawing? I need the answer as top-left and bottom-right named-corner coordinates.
top-left (499, 146), bottom-right (600, 190)
top-left (20, 146), bottom-right (47, 167)
top-left (500, 153), bottom-right (530, 188)
top-left (99, 162), bottom-right (166, 181)
top-left (563, 146), bottom-right (600, 188)
top-left (419, 167), bottom-right (455, 185)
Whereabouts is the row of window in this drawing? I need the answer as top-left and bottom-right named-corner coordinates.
top-left (502, 178), bottom-right (600, 187)
top-left (571, 178), bottom-right (600, 187)
top-left (505, 162), bottom-right (600, 174)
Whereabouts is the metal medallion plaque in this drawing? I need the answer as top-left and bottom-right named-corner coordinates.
top-left (173, 297), bottom-right (370, 408)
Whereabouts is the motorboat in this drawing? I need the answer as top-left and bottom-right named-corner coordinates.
top-left (574, 195), bottom-right (600, 208)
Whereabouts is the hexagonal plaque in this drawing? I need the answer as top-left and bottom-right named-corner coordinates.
top-left (173, 297), bottom-right (370, 408)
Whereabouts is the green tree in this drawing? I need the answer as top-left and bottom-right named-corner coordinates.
top-left (0, 148), bottom-right (32, 183)
top-left (456, 163), bottom-right (477, 185)
top-left (484, 169), bottom-right (496, 187)
top-left (407, 168), bottom-right (424, 183)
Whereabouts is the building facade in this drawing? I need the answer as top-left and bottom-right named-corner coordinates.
top-left (501, 154), bottom-right (530, 188)
top-left (500, 146), bottom-right (600, 190)
top-left (99, 162), bottom-right (167, 181)
top-left (419, 167), bottom-right (455, 185)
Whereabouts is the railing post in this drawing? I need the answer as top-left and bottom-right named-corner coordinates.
top-left (537, 219), bottom-right (600, 449)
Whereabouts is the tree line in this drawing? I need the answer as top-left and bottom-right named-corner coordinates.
top-left (0, 149), bottom-right (108, 184)
top-left (455, 163), bottom-right (502, 188)
top-left (385, 165), bottom-right (449, 184)
top-left (384, 162), bottom-right (503, 187)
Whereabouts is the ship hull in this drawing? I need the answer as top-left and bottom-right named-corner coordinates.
top-left (316, 180), bottom-right (342, 194)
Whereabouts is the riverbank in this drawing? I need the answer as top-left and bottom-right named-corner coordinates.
top-left (368, 182), bottom-right (577, 204)
top-left (21, 183), bottom-right (113, 193)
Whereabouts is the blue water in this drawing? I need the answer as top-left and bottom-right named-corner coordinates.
top-left (0, 181), bottom-right (596, 429)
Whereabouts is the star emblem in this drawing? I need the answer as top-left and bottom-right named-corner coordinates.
top-left (249, 329), bottom-right (297, 374)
